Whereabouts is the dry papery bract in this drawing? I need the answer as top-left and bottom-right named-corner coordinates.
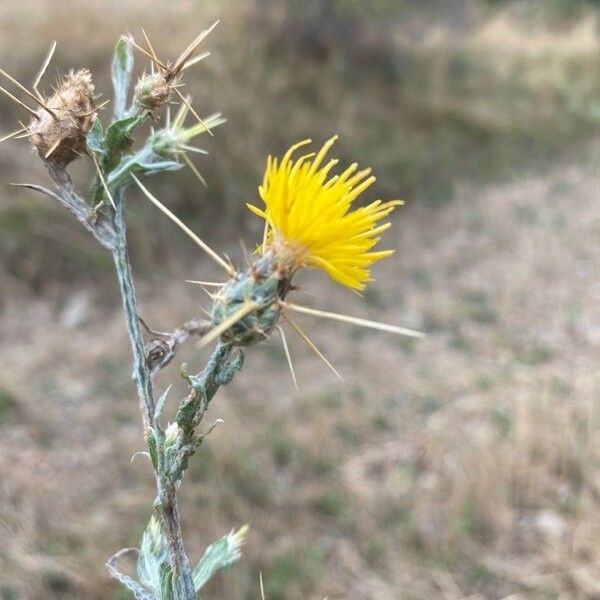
top-left (29, 69), bottom-right (97, 164)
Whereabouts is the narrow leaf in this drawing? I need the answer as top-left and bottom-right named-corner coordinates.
top-left (112, 35), bottom-right (135, 119)
top-left (137, 516), bottom-right (170, 596)
top-left (107, 148), bottom-right (182, 191)
top-left (193, 525), bottom-right (248, 592)
top-left (86, 118), bottom-right (105, 155)
top-left (147, 431), bottom-right (159, 470)
top-left (160, 562), bottom-right (175, 600)
top-left (154, 385), bottom-right (172, 423)
top-left (104, 113), bottom-right (144, 159)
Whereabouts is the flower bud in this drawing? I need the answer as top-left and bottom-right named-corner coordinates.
top-left (149, 110), bottom-right (225, 159)
top-left (163, 422), bottom-right (181, 450)
top-left (29, 69), bottom-right (96, 165)
top-left (134, 73), bottom-right (171, 111)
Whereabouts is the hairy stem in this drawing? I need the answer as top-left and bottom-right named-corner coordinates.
top-left (156, 484), bottom-right (196, 599)
top-left (111, 195), bottom-right (155, 429)
top-left (45, 160), bottom-right (198, 597)
top-left (110, 191), bottom-right (195, 598)
top-left (107, 65), bottom-right (196, 595)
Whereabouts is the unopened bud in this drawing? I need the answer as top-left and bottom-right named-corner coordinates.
top-left (164, 422), bottom-right (181, 450)
top-left (134, 73), bottom-right (171, 111)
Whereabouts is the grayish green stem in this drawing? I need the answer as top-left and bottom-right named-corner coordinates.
top-left (43, 160), bottom-right (198, 598)
top-left (107, 55), bottom-right (197, 597)
top-left (110, 191), bottom-right (196, 597)
top-left (31, 36), bottom-right (243, 597)
top-left (111, 195), bottom-right (155, 428)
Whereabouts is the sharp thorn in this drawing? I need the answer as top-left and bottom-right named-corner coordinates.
top-left (0, 126), bottom-right (28, 143)
top-left (282, 311), bottom-right (342, 380)
top-left (281, 302), bottom-right (424, 339)
top-left (278, 325), bottom-right (298, 390)
top-left (131, 174), bottom-right (234, 275)
top-left (181, 152), bottom-right (207, 188)
top-left (0, 84), bottom-right (39, 119)
top-left (173, 88), bottom-right (214, 136)
top-left (32, 41), bottom-right (57, 96)
top-left (0, 67), bottom-right (57, 119)
top-left (44, 138), bottom-right (62, 159)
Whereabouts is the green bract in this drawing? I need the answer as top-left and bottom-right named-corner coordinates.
top-left (211, 254), bottom-right (284, 346)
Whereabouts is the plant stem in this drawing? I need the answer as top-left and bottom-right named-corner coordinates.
top-left (110, 190), bottom-right (195, 599)
top-left (156, 482), bottom-right (196, 599)
top-left (111, 195), bottom-right (155, 429)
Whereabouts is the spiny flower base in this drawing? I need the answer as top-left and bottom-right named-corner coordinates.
top-left (211, 254), bottom-right (286, 347)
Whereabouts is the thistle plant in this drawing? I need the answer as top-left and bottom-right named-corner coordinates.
top-left (1, 23), bottom-right (422, 600)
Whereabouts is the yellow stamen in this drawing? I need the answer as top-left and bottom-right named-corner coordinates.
top-left (248, 137), bottom-right (401, 290)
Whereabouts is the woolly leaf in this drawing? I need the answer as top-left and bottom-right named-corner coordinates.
top-left (86, 118), bottom-right (105, 155)
top-left (192, 525), bottom-right (248, 592)
top-left (137, 516), bottom-right (170, 596)
top-left (154, 385), bottom-right (173, 423)
top-left (106, 548), bottom-right (156, 600)
top-left (147, 430), bottom-right (159, 471)
top-left (107, 147), bottom-right (181, 192)
top-left (160, 562), bottom-right (175, 600)
top-left (112, 36), bottom-right (134, 119)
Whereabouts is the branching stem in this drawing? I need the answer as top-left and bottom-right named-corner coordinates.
top-left (18, 33), bottom-right (242, 597)
top-left (111, 190), bottom-right (195, 597)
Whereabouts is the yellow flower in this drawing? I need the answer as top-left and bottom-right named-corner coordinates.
top-left (247, 136), bottom-right (402, 291)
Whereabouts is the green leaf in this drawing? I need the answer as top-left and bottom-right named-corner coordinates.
top-left (107, 147), bottom-right (182, 192)
top-left (91, 112), bottom-right (144, 204)
top-left (86, 118), bottom-right (105, 155)
top-left (104, 113), bottom-right (144, 160)
top-left (147, 430), bottom-right (159, 471)
top-left (160, 563), bottom-right (175, 600)
top-left (192, 526), bottom-right (248, 592)
top-left (137, 517), bottom-right (170, 597)
top-left (112, 36), bottom-right (135, 119)
top-left (175, 393), bottom-right (198, 434)
top-left (155, 385), bottom-right (172, 423)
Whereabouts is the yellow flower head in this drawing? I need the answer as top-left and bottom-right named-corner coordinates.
top-left (247, 136), bottom-right (402, 291)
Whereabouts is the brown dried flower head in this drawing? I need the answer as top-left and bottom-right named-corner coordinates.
top-left (29, 69), bottom-right (96, 164)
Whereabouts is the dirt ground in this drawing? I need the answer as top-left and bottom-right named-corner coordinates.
top-left (2, 137), bottom-right (600, 599)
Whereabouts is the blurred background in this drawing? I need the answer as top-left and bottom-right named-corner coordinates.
top-left (1, 0), bottom-right (600, 598)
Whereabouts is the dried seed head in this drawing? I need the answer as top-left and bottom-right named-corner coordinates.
top-left (134, 72), bottom-right (171, 111)
top-left (29, 69), bottom-right (96, 164)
